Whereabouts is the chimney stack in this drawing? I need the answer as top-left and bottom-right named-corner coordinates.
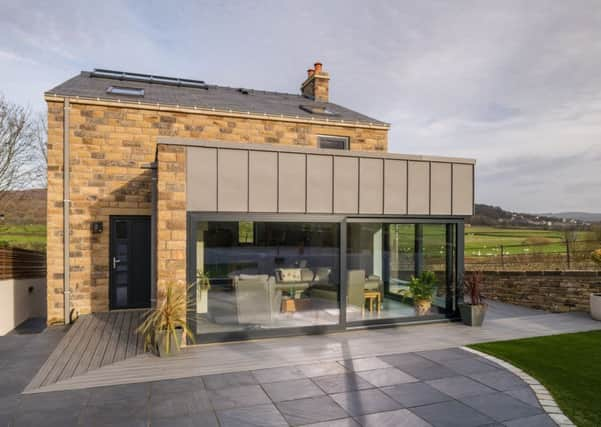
top-left (301, 61), bottom-right (329, 102)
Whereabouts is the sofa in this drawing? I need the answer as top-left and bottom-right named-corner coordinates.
top-left (274, 268), bottom-right (315, 296)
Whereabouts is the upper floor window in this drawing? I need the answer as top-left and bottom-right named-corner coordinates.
top-left (318, 135), bottom-right (349, 150)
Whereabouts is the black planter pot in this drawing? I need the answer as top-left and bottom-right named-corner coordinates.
top-left (459, 303), bottom-right (487, 327)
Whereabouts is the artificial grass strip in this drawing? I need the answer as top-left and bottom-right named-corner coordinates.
top-left (470, 331), bottom-right (601, 427)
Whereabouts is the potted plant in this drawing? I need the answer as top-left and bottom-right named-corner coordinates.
top-left (459, 271), bottom-right (487, 326)
top-left (196, 270), bottom-right (211, 314)
top-left (401, 271), bottom-right (438, 316)
top-left (590, 249), bottom-right (601, 321)
top-left (137, 283), bottom-right (195, 357)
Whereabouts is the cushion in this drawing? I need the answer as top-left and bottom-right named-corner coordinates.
top-left (275, 268), bottom-right (302, 282)
top-left (300, 268), bottom-right (315, 282)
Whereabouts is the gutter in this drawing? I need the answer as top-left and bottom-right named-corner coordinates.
top-left (63, 98), bottom-right (71, 324)
top-left (43, 95), bottom-right (391, 131)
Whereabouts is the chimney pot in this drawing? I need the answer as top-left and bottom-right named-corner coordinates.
top-left (307, 69), bottom-right (315, 78)
top-left (314, 62), bottom-right (323, 73)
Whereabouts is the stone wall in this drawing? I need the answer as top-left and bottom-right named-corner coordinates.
top-left (0, 189), bottom-right (46, 225)
top-left (475, 270), bottom-right (601, 313)
top-left (46, 99), bottom-right (388, 323)
top-left (156, 144), bottom-right (187, 300)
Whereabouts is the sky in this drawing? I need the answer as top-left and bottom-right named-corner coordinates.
top-left (1, 0), bottom-right (600, 213)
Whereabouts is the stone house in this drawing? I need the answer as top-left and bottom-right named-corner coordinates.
top-left (46, 62), bottom-right (474, 342)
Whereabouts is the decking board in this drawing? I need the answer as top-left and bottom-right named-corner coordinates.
top-left (25, 310), bottom-right (146, 393)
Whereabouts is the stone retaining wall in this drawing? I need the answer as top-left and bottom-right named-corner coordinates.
top-left (473, 270), bottom-right (601, 313)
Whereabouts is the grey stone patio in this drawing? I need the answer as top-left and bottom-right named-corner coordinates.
top-left (2, 301), bottom-right (600, 426)
top-left (3, 336), bottom-right (558, 426)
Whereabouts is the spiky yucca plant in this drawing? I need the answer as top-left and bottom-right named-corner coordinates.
top-left (137, 283), bottom-right (195, 355)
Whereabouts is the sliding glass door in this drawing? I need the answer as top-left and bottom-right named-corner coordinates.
top-left (346, 221), bottom-right (457, 325)
top-left (188, 214), bottom-right (461, 341)
top-left (189, 219), bottom-right (341, 340)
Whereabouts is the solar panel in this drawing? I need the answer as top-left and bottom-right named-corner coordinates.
top-left (91, 69), bottom-right (208, 89)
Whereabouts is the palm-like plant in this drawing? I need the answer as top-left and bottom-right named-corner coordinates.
top-left (464, 271), bottom-right (485, 306)
top-left (137, 283), bottom-right (195, 355)
top-left (403, 271), bottom-right (438, 301)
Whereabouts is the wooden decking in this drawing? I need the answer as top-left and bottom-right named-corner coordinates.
top-left (25, 310), bottom-right (146, 392)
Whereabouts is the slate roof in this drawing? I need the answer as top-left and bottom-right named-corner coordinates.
top-left (46, 70), bottom-right (389, 127)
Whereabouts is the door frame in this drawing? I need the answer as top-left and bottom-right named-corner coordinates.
top-left (109, 215), bottom-right (152, 310)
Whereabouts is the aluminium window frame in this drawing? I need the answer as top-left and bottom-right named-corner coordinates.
top-left (186, 212), bottom-right (463, 343)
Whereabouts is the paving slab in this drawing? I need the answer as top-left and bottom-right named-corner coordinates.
top-left (330, 389), bottom-right (402, 416)
top-left (381, 382), bottom-right (453, 407)
top-left (355, 408), bottom-right (432, 427)
top-left (276, 396), bottom-right (349, 426)
top-left (459, 392), bottom-right (542, 423)
top-left (262, 378), bottom-right (324, 402)
top-left (410, 400), bottom-right (495, 427)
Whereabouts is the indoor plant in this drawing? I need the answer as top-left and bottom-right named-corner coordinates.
top-left (401, 271), bottom-right (438, 316)
top-left (459, 271), bottom-right (487, 326)
top-left (137, 283), bottom-right (195, 356)
top-left (196, 270), bottom-right (211, 314)
top-left (590, 249), bottom-right (601, 321)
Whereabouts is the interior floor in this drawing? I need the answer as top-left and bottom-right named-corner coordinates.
top-left (193, 290), bottom-right (444, 335)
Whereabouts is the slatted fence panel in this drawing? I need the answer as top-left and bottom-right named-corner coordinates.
top-left (0, 247), bottom-right (46, 280)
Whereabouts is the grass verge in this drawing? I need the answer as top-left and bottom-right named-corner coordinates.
top-left (470, 331), bottom-right (601, 427)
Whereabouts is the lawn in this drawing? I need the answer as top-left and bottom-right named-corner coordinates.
top-left (471, 331), bottom-right (601, 427)
top-left (0, 224), bottom-right (46, 251)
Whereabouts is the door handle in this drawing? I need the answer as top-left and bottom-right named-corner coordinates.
top-left (112, 257), bottom-right (121, 269)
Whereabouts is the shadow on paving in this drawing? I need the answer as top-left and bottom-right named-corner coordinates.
top-left (1, 325), bottom-right (559, 427)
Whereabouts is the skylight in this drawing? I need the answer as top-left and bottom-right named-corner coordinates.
top-left (106, 86), bottom-right (145, 97)
top-left (299, 104), bottom-right (339, 116)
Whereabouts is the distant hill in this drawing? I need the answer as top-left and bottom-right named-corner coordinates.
top-left (468, 204), bottom-right (594, 228)
top-left (541, 212), bottom-right (601, 222)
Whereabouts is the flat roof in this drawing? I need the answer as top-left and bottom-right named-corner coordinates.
top-left (157, 138), bottom-right (477, 165)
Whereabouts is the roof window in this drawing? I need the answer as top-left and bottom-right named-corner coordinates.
top-left (299, 104), bottom-right (339, 116)
top-left (106, 86), bottom-right (145, 97)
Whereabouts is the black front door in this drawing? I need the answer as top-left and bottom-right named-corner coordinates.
top-left (109, 216), bottom-right (151, 309)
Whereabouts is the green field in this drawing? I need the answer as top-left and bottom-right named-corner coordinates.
top-left (0, 223), bottom-right (597, 258)
top-left (0, 224), bottom-right (46, 251)
top-left (465, 226), bottom-right (570, 256)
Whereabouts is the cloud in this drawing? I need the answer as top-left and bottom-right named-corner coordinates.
top-left (0, 0), bottom-right (600, 211)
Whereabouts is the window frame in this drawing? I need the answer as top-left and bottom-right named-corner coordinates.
top-left (318, 135), bottom-right (350, 150)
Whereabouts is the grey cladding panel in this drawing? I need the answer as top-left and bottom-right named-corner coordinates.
top-left (452, 164), bottom-right (474, 215)
top-left (430, 162), bottom-right (452, 215)
top-left (359, 158), bottom-right (383, 214)
top-left (407, 161), bottom-right (430, 215)
top-left (217, 149), bottom-right (248, 212)
top-left (307, 155), bottom-right (333, 213)
top-left (278, 153), bottom-right (306, 212)
top-left (183, 143), bottom-right (473, 216)
top-left (187, 147), bottom-right (217, 211)
top-left (334, 157), bottom-right (359, 213)
top-left (384, 159), bottom-right (407, 214)
top-left (249, 151), bottom-right (277, 212)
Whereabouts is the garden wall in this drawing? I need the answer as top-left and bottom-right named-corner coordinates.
top-left (0, 277), bottom-right (46, 335)
top-left (474, 270), bottom-right (601, 313)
